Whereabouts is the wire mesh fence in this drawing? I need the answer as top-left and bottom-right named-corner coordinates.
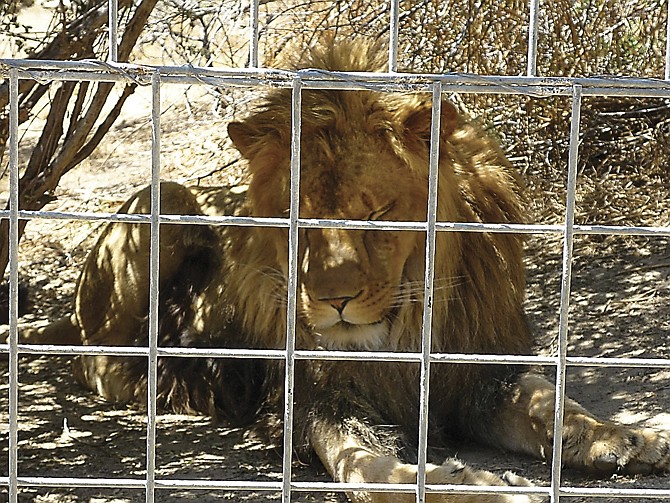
top-left (1, 1), bottom-right (670, 503)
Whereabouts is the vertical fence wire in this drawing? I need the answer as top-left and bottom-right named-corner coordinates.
top-left (108, 0), bottom-right (118, 62)
top-left (388, 0), bottom-right (400, 72)
top-left (7, 67), bottom-right (20, 503)
top-left (549, 84), bottom-right (582, 503)
top-left (281, 76), bottom-right (303, 503)
top-left (527, 0), bottom-right (540, 76)
top-left (415, 82), bottom-right (443, 503)
top-left (249, 0), bottom-right (260, 67)
top-left (144, 71), bottom-right (162, 503)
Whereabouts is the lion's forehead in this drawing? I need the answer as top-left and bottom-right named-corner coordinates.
top-left (297, 140), bottom-right (418, 219)
top-left (299, 179), bottom-right (400, 220)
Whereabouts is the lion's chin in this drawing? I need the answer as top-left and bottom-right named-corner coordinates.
top-left (315, 320), bottom-right (389, 350)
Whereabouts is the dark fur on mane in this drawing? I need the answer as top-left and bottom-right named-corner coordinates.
top-left (123, 226), bottom-right (269, 425)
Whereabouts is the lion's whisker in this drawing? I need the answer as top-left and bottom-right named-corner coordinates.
top-left (386, 296), bottom-right (457, 309)
top-left (391, 281), bottom-right (463, 301)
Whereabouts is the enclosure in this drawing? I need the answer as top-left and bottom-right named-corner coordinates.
top-left (1, 0), bottom-right (670, 502)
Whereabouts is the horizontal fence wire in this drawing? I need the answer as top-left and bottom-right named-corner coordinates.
top-left (2, 2), bottom-right (670, 502)
top-left (3, 343), bottom-right (670, 370)
top-left (1, 210), bottom-right (669, 237)
top-left (6, 59), bottom-right (670, 98)
top-left (4, 475), bottom-right (670, 499)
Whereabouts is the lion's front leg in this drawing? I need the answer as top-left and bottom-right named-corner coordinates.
top-left (309, 418), bottom-right (541, 503)
top-left (492, 372), bottom-right (670, 474)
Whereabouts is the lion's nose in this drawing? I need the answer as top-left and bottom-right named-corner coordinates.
top-left (322, 293), bottom-right (360, 314)
top-left (328, 296), bottom-right (353, 314)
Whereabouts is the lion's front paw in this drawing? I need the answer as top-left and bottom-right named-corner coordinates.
top-left (563, 422), bottom-right (670, 475)
top-left (427, 459), bottom-right (544, 503)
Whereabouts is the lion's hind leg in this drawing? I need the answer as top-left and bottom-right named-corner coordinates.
top-left (66, 182), bottom-right (226, 406)
top-left (309, 418), bottom-right (543, 503)
top-left (18, 314), bottom-right (82, 345)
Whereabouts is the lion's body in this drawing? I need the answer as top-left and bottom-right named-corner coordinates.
top-left (25, 40), bottom-right (670, 502)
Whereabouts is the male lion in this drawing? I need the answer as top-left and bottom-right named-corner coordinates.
top-left (24, 40), bottom-right (669, 502)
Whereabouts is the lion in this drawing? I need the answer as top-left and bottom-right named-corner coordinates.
top-left (23, 39), bottom-right (670, 502)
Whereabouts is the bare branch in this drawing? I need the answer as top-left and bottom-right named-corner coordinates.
top-left (0, 0), bottom-right (159, 275)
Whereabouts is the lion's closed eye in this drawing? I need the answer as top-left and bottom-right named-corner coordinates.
top-left (367, 202), bottom-right (395, 221)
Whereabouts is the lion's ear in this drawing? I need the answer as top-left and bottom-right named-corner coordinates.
top-left (228, 121), bottom-right (261, 159)
top-left (402, 99), bottom-right (459, 147)
top-left (229, 120), bottom-right (287, 162)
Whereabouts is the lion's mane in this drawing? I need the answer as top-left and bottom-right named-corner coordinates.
top-left (207, 40), bottom-right (531, 444)
top-left (224, 41), bottom-right (530, 356)
top-left (46, 39), bottom-right (533, 449)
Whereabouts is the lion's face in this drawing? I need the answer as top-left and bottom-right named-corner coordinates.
top-left (296, 139), bottom-right (427, 349)
top-left (228, 91), bottom-right (452, 349)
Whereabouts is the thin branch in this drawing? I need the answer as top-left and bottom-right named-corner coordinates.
top-left (66, 83), bottom-right (138, 171)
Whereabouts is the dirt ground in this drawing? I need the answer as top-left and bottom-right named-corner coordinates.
top-left (0, 80), bottom-right (669, 503)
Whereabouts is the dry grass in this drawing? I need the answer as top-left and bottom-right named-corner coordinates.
top-left (4, 0), bottom-right (670, 228)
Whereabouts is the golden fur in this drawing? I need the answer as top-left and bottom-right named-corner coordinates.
top-left (24, 40), bottom-right (670, 502)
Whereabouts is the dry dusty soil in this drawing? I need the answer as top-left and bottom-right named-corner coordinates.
top-left (0, 84), bottom-right (669, 503)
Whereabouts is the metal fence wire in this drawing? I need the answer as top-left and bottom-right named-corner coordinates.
top-left (1, 0), bottom-right (670, 502)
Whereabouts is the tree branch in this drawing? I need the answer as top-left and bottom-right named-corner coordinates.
top-left (0, 0), bottom-right (159, 275)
